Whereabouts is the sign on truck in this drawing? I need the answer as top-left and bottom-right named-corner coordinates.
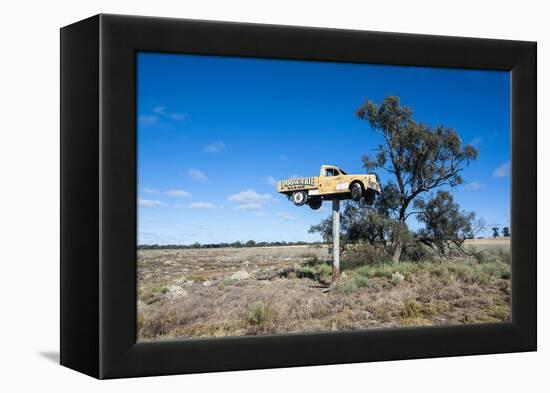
top-left (277, 165), bottom-right (381, 209)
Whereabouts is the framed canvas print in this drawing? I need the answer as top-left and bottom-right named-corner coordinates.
top-left (60, 14), bottom-right (536, 379)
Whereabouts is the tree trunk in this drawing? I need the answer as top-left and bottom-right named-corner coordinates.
top-left (392, 216), bottom-right (406, 263)
top-left (392, 241), bottom-right (402, 263)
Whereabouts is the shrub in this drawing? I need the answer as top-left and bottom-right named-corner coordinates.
top-left (424, 263), bottom-right (448, 277)
top-left (401, 241), bottom-right (433, 262)
top-left (473, 251), bottom-right (498, 264)
top-left (296, 266), bottom-right (315, 278)
top-left (497, 250), bottom-right (511, 265)
top-left (400, 300), bottom-right (423, 319)
top-left (187, 273), bottom-right (208, 282)
top-left (478, 261), bottom-right (510, 280)
top-left (333, 279), bottom-right (357, 295)
top-left (332, 272), bottom-right (369, 295)
top-left (296, 263), bottom-right (332, 283)
top-left (492, 304), bottom-right (510, 320)
top-left (217, 277), bottom-right (236, 290)
top-left (248, 301), bottom-right (270, 325)
top-left (341, 244), bottom-right (391, 271)
top-left (354, 264), bottom-right (391, 279)
top-left (391, 272), bottom-right (404, 285)
top-left (318, 264), bottom-right (333, 280)
top-left (447, 264), bottom-right (473, 281)
top-left (353, 275), bottom-right (369, 288)
top-left (305, 255), bottom-right (322, 266)
top-left (445, 261), bottom-right (511, 284)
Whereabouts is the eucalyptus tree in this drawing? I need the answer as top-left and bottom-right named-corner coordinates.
top-left (356, 96), bottom-right (478, 262)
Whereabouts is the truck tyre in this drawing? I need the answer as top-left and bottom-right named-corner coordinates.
top-left (308, 198), bottom-right (322, 210)
top-left (291, 190), bottom-right (308, 206)
top-left (350, 183), bottom-right (363, 201)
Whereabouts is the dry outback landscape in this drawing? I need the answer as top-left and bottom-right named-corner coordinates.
top-left (137, 238), bottom-right (511, 341)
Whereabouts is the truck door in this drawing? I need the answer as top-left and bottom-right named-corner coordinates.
top-left (333, 168), bottom-right (348, 194)
top-left (320, 167), bottom-right (338, 194)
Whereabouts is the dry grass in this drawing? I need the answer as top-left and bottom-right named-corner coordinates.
top-left (137, 241), bottom-right (511, 341)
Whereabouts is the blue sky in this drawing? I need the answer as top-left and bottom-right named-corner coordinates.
top-left (137, 53), bottom-right (510, 245)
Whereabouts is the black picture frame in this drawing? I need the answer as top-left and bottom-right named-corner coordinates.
top-left (60, 14), bottom-right (536, 379)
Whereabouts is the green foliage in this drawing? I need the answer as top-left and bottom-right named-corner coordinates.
top-left (341, 244), bottom-right (391, 271)
top-left (187, 274), bottom-right (208, 282)
top-left (391, 272), bottom-right (405, 285)
top-left (308, 218), bottom-right (333, 244)
top-left (333, 271), bottom-right (370, 294)
top-left (248, 301), bottom-right (270, 325)
top-left (415, 191), bottom-right (485, 257)
top-left (502, 227), bottom-right (510, 237)
top-left (281, 263), bottom-right (333, 284)
top-left (401, 240), bottom-right (433, 262)
top-left (333, 279), bottom-right (358, 295)
top-left (311, 96), bottom-right (481, 263)
top-left (304, 255), bottom-right (322, 266)
top-left (400, 300), bottom-right (423, 319)
top-left (477, 261), bottom-right (510, 280)
top-left (353, 275), bottom-right (370, 288)
top-left (348, 257), bottom-right (509, 286)
top-left (356, 96), bottom-right (478, 261)
top-left (492, 227), bottom-right (500, 238)
top-left (353, 262), bottom-right (421, 279)
top-left (341, 202), bottom-right (400, 245)
top-left (357, 97), bottom-right (478, 192)
top-left (497, 249), bottom-right (511, 265)
top-left (354, 264), bottom-right (395, 279)
top-left (473, 250), bottom-right (498, 264)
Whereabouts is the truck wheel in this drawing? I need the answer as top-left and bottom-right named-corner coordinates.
top-left (350, 183), bottom-right (363, 201)
top-left (308, 198), bottom-right (322, 210)
top-left (291, 191), bottom-right (307, 206)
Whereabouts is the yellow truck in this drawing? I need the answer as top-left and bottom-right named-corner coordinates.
top-left (277, 165), bottom-right (381, 210)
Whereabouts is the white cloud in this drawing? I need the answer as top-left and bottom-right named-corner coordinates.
top-left (253, 211), bottom-right (268, 217)
top-left (143, 188), bottom-right (160, 194)
top-left (188, 169), bottom-right (208, 181)
top-left (235, 203), bottom-right (263, 211)
top-left (166, 189), bottom-right (192, 198)
top-left (462, 182), bottom-right (484, 191)
top-left (469, 137), bottom-right (483, 147)
top-left (203, 141), bottom-right (226, 153)
top-left (189, 202), bottom-right (217, 209)
top-left (152, 105), bottom-right (188, 121)
top-left (266, 176), bottom-right (277, 186)
top-left (138, 115), bottom-right (158, 127)
top-left (276, 212), bottom-right (297, 221)
top-left (280, 154), bottom-right (288, 161)
top-left (493, 162), bottom-right (510, 178)
top-left (138, 199), bottom-right (164, 208)
top-left (228, 189), bottom-right (274, 204)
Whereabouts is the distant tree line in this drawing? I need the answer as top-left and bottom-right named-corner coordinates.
top-left (137, 240), bottom-right (321, 250)
top-left (492, 226), bottom-right (511, 238)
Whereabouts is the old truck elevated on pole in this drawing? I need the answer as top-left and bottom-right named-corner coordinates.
top-left (277, 165), bottom-right (381, 210)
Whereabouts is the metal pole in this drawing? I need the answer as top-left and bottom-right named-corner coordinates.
top-left (332, 199), bottom-right (340, 282)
